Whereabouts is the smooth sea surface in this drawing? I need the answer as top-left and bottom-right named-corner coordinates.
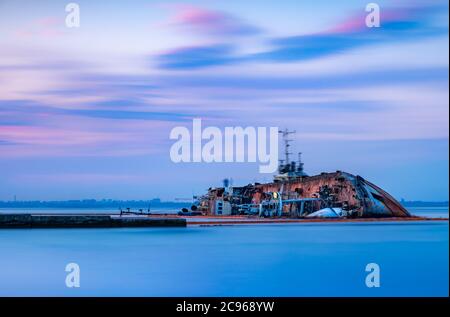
top-left (0, 207), bottom-right (448, 296)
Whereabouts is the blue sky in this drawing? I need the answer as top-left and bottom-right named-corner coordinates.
top-left (0, 0), bottom-right (448, 201)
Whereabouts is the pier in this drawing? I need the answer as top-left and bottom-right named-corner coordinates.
top-left (0, 214), bottom-right (186, 228)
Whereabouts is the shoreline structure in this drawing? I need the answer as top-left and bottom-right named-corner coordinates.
top-left (0, 213), bottom-right (447, 229)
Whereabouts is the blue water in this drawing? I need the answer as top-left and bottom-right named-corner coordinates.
top-left (0, 217), bottom-right (448, 296)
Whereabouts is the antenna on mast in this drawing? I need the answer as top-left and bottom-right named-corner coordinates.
top-left (278, 129), bottom-right (296, 164)
top-left (274, 129), bottom-right (308, 181)
top-left (297, 152), bottom-right (305, 174)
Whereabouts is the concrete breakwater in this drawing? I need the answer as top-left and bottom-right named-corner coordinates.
top-left (0, 214), bottom-right (186, 228)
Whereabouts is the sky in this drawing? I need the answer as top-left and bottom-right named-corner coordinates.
top-left (0, 0), bottom-right (448, 201)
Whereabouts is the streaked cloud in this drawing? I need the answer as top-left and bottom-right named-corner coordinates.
top-left (158, 45), bottom-right (235, 69)
top-left (166, 4), bottom-right (261, 37)
top-left (158, 2), bottom-right (447, 69)
top-left (0, 0), bottom-right (447, 200)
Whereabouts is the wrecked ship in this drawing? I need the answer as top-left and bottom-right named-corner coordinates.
top-left (192, 130), bottom-right (410, 219)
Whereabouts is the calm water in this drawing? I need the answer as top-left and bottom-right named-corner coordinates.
top-left (0, 207), bottom-right (448, 297)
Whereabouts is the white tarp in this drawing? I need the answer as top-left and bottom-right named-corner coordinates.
top-left (306, 207), bottom-right (343, 218)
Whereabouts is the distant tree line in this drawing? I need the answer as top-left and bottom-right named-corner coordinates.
top-left (400, 199), bottom-right (449, 207)
top-left (0, 199), bottom-right (191, 209)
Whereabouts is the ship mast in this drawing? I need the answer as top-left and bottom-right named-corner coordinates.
top-left (278, 129), bottom-right (295, 165)
top-left (274, 129), bottom-right (308, 182)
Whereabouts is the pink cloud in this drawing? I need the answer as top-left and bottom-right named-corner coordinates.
top-left (13, 16), bottom-right (65, 39)
top-left (15, 173), bottom-right (147, 184)
top-left (36, 17), bottom-right (62, 27)
top-left (0, 125), bottom-right (119, 146)
top-left (0, 116), bottom-right (178, 158)
top-left (166, 4), bottom-right (260, 36)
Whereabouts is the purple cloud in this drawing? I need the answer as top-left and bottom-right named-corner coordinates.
top-left (167, 4), bottom-right (261, 36)
top-left (157, 2), bottom-right (447, 69)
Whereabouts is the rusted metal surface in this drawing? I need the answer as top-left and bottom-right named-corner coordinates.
top-left (197, 171), bottom-right (410, 218)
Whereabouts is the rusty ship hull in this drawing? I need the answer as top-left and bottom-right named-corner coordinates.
top-left (193, 130), bottom-right (410, 219)
top-left (196, 171), bottom-right (409, 218)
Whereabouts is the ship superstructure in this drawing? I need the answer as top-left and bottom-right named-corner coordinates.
top-left (192, 130), bottom-right (410, 218)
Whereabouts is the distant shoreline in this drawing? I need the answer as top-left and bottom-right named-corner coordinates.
top-left (0, 200), bottom-right (447, 209)
top-left (0, 199), bottom-right (191, 209)
top-left (400, 201), bottom-right (449, 208)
